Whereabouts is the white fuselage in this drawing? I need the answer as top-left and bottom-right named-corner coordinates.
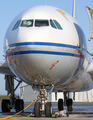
top-left (4, 6), bottom-right (93, 92)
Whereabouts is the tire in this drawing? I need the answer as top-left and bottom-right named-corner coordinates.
top-left (15, 99), bottom-right (24, 112)
top-left (2, 99), bottom-right (10, 112)
top-left (66, 99), bottom-right (73, 111)
top-left (58, 99), bottom-right (64, 111)
top-left (45, 102), bottom-right (52, 117)
top-left (34, 102), bottom-right (41, 117)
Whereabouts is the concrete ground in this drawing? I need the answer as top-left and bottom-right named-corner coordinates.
top-left (0, 102), bottom-right (93, 119)
top-left (0, 114), bottom-right (93, 120)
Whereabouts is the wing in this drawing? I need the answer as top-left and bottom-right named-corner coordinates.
top-left (0, 62), bottom-right (14, 75)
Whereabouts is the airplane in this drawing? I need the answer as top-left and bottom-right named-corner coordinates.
top-left (0, 0), bottom-right (93, 117)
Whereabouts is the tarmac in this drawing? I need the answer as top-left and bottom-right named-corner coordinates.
top-left (0, 114), bottom-right (93, 120)
top-left (0, 102), bottom-right (93, 120)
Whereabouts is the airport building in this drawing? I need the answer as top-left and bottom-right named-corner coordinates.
top-left (19, 85), bottom-right (93, 102)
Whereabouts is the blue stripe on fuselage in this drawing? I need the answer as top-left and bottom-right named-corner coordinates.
top-left (8, 50), bottom-right (83, 58)
top-left (7, 42), bottom-right (83, 58)
top-left (8, 42), bottom-right (77, 49)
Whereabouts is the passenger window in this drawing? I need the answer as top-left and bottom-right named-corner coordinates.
top-left (53, 20), bottom-right (62, 30)
top-left (35, 20), bottom-right (49, 27)
top-left (20, 20), bottom-right (33, 27)
top-left (12, 20), bottom-right (21, 30)
top-left (50, 19), bottom-right (57, 29)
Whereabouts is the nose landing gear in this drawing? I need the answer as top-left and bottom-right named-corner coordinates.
top-left (34, 89), bottom-right (52, 117)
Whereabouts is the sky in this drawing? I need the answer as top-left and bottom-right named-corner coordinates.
top-left (0, 0), bottom-right (93, 95)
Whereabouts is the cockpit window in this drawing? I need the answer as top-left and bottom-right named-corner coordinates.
top-left (50, 19), bottom-right (57, 29)
top-left (20, 20), bottom-right (33, 27)
top-left (35, 20), bottom-right (49, 27)
top-left (12, 20), bottom-right (21, 30)
top-left (53, 20), bottom-right (62, 30)
top-left (50, 19), bottom-right (62, 30)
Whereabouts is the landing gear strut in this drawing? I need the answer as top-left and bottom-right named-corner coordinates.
top-left (1, 75), bottom-right (24, 112)
top-left (34, 89), bottom-right (52, 117)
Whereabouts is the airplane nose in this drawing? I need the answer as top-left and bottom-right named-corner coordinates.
top-left (7, 19), bottom-right (81, 86)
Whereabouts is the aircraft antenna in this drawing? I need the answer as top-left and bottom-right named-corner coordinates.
top-left (73, 0), bottom-right (76, 19)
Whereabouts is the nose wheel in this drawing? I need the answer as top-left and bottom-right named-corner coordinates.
top-left (34, 102), bottom-right (41, 117)
top-left (45, 102), bottom-right (52, 117)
